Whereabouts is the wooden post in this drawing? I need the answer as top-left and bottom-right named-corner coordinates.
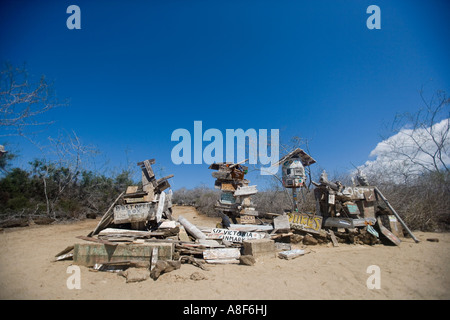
top-left (292, 187), bottom-right (297, 212)
top-left (89, 191), bottom-right (124, 236)
top-left (151, 247), bottom-right (158, 271)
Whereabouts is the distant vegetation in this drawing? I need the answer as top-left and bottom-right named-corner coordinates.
top-left (0, 159), bottom-right (134, 221)
top-left (1, 63), bottom-right (448, 231)
top-left (172, 169), bottom-right (449, 232)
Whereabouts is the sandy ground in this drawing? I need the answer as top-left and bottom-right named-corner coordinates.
top-left (0, 205), bottom-right (449, 300)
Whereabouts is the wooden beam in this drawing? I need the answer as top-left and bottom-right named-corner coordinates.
top-left (328, 230), bottom-right (339, 247)
top-left (89, 191), bottom-right (124, 236)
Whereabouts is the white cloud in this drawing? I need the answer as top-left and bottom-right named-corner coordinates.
top-left (358, 118), bottom-right (450, 182)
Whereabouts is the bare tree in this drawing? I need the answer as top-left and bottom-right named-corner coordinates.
top-left (393, 90), bottom-right (448, 173)
top-left (31, 130), bottom-right (98, 217)
top-left (0, 62), bottom-right (66, 142)
top-left (362, 89), bottom-right (449, 183)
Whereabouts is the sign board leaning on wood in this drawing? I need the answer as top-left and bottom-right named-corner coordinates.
top-left (288, 212), bottom-right (323, 234)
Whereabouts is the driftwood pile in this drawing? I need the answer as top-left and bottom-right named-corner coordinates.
top-left (54, 160), bottom-right (419, 283)
top-left (209, 161), bottom-right (259, 225)
top-left (312, 170), bottom-right (419, 245)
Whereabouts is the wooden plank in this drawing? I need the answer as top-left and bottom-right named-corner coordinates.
top-left (156, 191), bottom-right (166, 223)
top-left (203, 248), bottom-right (240, 260)
top-left (156, 180), bottom-right (171, 192)
top-left (363, 201), bottom-right (375, 218)
top-left (55, 245), bottom-right (74, 257)
top-left (73, 242), bottom-right (173, 267)
top-left (137, 159), bottom-right (155, 166)
top-left (142, 159), bottom-right (155, 181)
top-left (328, 230), bottom-right (339, 247)
top-left (229, 224), bottom-right (273, 232)
top-left (123, 191), bottom-right (147, 197)
top-left (221, 182), bottom-right (236, 191)
top-left (278, 249), bottom-right (306, 260)
top-left (214, 203), bottom-right (238, 212)
top-left (240, 215), bottom-right (256, 224)
top-left (240, 208), bottom-right (259, 216)
top-left (143, 183), bottom-right (155, 202)
top-left (388, 215), bottom-right (404, 238)
top-left (156, 175), bottom-right (174, 184)
top-left (151, 247), bottom-right (158, 271)
top-left (374, 187), bottom-right (419, 243)
top-left (270, 232), bottom-right (293, 240)
top-left (159, 220), bottom-right (177, 229)
top-left (126, 186), bottom-right (139, 194)
top-left (98, 228), bottom-right (152, 238)
top-left (363, 189), bottom-right (376, 202)
top-left (167, 189), bottom-right (173, 209)
top-left (234, 185), bottom-right (258, 196)
top-left (89, 191), bottom-right (124, 236)
top-left (205, 259), bottom-right (240, 264)
top-left (377, 217), bottom-right (401, 246)
top-left (178, 225), bottom-right (191, 242)
top-left (55, 252), bottom-right (73, 261)
top-left (76, 235), bottom-right (119, 246)
top-left (124, 197), bottom-right (146, 204)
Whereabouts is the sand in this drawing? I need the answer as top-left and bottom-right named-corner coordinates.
top-left (0, 205), bottom-right (449, 300)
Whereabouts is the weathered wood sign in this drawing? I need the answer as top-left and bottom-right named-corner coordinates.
top-left (155, 191), bottom-right (166, 223)
top-left (220, 192), bottom-right (236, 204)
top-left (234, 185), bottom-right (258, 196)
top-left (203, 248), bottom-right (240, 260)
top-left (342, 186), bottom-right (374, 200)
top-left (240, 215), bottom-right (256, 224)
top-left (207, 228), bottom-right (265, 242)
top-left (113, 203), bottom-right (155, 224)
top-left (288, 212), bottom-right (323, 234)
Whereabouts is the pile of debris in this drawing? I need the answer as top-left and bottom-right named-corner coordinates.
top-left (209, 160), bottom-right (259, 225)
top-left (313, 170), bottom-right (419, 245)
top-left (55, 155), bottom-right (419, 283)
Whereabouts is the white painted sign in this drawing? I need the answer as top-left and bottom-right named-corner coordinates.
top-left (207, 228), bottom-right (265, 243)
top-left (234, 185), bottom-right (258, 196)
top-left (220, 192), bottom-right (236, 204)
top-left (156, 191), bottom-right (166, 223)
top-left (113, 203), bottom-right (154, 224)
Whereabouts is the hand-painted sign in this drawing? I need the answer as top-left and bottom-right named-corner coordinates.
top-left (220, 192), bottom-right (236, 205)
top-left (113, 203), bottom-right (155, 224)
top-left (288, 212), bottom-right (323, 234)
top-left (207, 228), bottom-right (265, 243)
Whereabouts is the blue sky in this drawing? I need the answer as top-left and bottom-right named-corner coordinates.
top-left (1, 0), bottom-right (449, 190)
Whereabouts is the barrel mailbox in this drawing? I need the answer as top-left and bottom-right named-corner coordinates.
top-left (275, 148), bottom-right (316, 189)
top-left (282, 158), bottom-right (306, 188)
